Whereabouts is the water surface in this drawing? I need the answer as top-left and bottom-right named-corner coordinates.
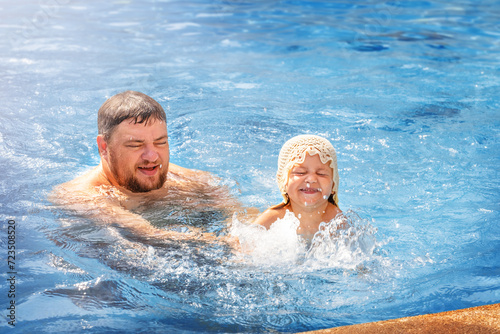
top-left (1, 0), bottom-right (499, 332)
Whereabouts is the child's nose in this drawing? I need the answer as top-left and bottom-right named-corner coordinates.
top-left (305, 174), bottom-right (317, 183)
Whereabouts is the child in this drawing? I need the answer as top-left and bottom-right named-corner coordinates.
top-left (254, 134), bottom-right (342, 239)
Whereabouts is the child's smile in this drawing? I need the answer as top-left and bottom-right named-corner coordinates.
top-left (300, 185), bottom-right (322, 195)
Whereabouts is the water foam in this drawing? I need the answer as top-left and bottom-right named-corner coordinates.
top-left (230, 210), bottom-right (380, 270)
top-left (230, 211), bottom-right (307, 266)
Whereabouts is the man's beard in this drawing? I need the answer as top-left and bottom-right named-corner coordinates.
top-left (110, 156), bottom-right (167, 193)
top-left (122, 171), bottom-right (167, 193)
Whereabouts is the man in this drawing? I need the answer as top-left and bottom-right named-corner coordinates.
top-left (51, 91), bottom-right (237, 240)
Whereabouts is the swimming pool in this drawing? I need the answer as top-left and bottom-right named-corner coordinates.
top-left (1, 0), bottom-right (499, 332)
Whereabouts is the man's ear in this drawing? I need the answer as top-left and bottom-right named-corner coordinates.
top-left (97, 135), bottom-right (108, 158)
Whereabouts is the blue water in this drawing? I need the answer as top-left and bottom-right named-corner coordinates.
top-left (1, 0), bottom-right (500, 333)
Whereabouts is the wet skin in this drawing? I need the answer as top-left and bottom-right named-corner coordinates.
top-left (98, 119), bottom-right (170, 193)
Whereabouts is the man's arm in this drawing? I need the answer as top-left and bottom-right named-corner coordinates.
top-left (48, 183), bottom-right (213, 242)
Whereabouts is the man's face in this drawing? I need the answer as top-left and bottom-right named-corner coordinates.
top-left (104, 118), bottom-right (169, 192)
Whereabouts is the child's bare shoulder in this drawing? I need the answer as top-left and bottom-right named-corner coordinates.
top-left (253, 204), bottom-right (287, 229)
top-left (325, 203), bottom-right (342, 220)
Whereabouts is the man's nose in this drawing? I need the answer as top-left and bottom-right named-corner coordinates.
top-left (142, 145), bottom-right (159, 162)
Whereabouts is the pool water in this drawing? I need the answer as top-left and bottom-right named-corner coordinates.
top-left (1, 0), bottom-right (499, 333)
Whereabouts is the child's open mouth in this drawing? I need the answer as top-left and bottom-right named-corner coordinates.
top-left (300, 187), bottom-right (321, 194)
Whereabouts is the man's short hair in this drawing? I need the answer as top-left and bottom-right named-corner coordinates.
top-left (98, 91), bottom-right (167, 140)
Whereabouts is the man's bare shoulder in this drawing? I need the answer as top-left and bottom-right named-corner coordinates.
top-left (166, 163), bottom-right (225, 193)
top-left (50, 166), bottom-right (112, 204)
top-left (168, 163), bottom-right (216, 183)
top-left (166, 163), bottom-right (241, 210)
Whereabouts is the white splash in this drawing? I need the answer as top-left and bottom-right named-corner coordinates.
top-left (230, 211), bottom-right (306, 266)
top-left (230, 210), bottom-right (379, 270)
top-left (306, 212), bottom-right (378, 270)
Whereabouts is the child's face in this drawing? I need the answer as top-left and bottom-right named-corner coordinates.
top-left (286, 153), bottom-right (334, 209)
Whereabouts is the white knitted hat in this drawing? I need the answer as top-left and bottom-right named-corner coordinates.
top-left (276, 135), bottom-right (339, 205)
